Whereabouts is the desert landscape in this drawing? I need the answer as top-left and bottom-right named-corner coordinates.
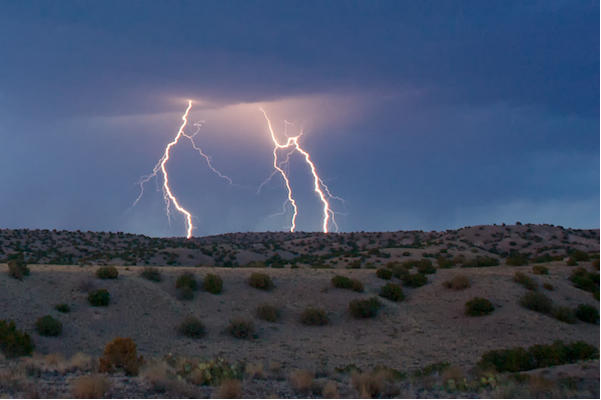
top-left (1, 224), bottom-right (599, 398)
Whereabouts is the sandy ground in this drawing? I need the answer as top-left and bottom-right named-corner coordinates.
top-left (1, 262), bottom-right (597, 374)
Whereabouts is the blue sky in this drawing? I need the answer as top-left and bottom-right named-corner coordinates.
top-left (0, 0), bottom-right (598, 236)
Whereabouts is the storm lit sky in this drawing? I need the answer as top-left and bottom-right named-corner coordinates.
top-left (1, 0), bottom-right (599, 237)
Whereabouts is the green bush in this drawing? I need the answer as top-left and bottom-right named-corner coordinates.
top-left (55, 303), bottom-right (70, 313)
top-left (543, 283), bottom-right (554, 291)
top-left (566, 257), bottom-right (578, 266)
top-left (532, 265), bottom-right (549, 275)
top-left (506, 252), bottom-right (529, 266)
top-left (569, 250), bottom-right (590, 262)
top-left (177, 316), bottom-right (206, 338)
top-left (349, 297), bottom-right (382, 319)
top-left (552, 306), bottom-right (576, 324)
top-left (227, 318), bottom-right (255, 339)
top-left (575, 304), bottom-right (599, 324)
top-left (520, 292), bottom-right (552, 314)
top-left (376, 268), bottom-right (392, 280)
top-left (256, 304), bottom-right (281, 322)
top-left (0, 320), bottom-right (34, 358)
top-left (416, 259), bottom-right (436, 274)
top-left (7, 255), bottom-right (30, 280)
top-left (176, 272), bottom-right (198, 291)
top-left (35, 315), bottom-right (62, 337)
top-left (140, 267), bottom-right (162, 282)
top-left (331, 275), bottom-right (364, 292)
top-left (390, 264), bottom-right (410, 279)
top-left (513, 272), bottom-right (537, 291)
top-left (203, 273), bottom-right (223, 294)
top-left (437, 256), bottom-right (455, 269)
top-left (402, 273), bottom-right (428, 288)
top-left (248, 272), bottom-right (274, 291)
top-left (465, 297), bottom-right (494, 316)
top-left (461, 256), bottom-right (499, 268)
top-left (379, 283), bottom-right (405, 302)
top-left (300, 307), bottom-right (329, 326)
top-left (478, 341), bottom-right (599, 372)
top-left (88, 289), bottom-right (110, 306)
top-left (96, 266), bottom-right (118, 279)
top-left (569, 268), bottom-right (599, 293)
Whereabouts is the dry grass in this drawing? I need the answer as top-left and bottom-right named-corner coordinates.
top-left (351, 370), bottom-right (391, 398)
top-left (141, 360), bottom-right (173, 393)
top-left (322, 380), bottom-right (339, 398)
top-left (244, 361), bottom-right (264, 379)
top-left (441, 365), bottom-right (465, 383)
top-left (289, 369), bottom-right (314, 394)
top-left (527, 374), bottom-right (557, 397)
top-left (214, 379), bottom-right (242, 398)
top-left (71, 374), bottom-right (110, 398)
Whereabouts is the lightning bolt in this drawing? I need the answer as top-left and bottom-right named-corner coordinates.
top-left (259, 108), bottom-right (342, 233)
top-left (133, 100), bottom-right (232, 239)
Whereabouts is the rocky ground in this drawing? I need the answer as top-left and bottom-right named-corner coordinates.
top-left (0, 224), bottom-right (598, 398)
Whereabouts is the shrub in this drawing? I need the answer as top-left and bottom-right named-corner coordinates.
top-left (461, 256), bottom-right (499, 268)
top-left (7, 255), bottom-right (30, 280)
top-left (256, 304), bottom-right (281, 322)
top-left (175, 272), bottom-right (197, 291)
top-left (566, 257), bottom-right (578, 266)
top-left (543, 283), bottom-right (554, 291)
top-left (177, 316), bottom-right (206, 338)
top-left (442, 274), bottom-right (470, 290)
top-left (465, 297), bottom-right (494, 316)
top-left (71, 375), bottom-right (110, 398)
top-left (506, 253), bottom-right (529, 266)
top-left (569, 250), bottom-right (590, 262)
top-left (98, 337), bottom-right (143, 375)
top-left (520, 292), bottom-right (552, 314)
top-left (96, 266), bottom-right (118, 279)
top-left (248, 272), bottom-right (274, 291)
top-left (513, 272), bottom-right (537, 290)
top-left (402, 273), bottom-right (427, 288)
top-left (289, 369), bottom-right (314, 395)
top-left (55, 303), bottom-right (71, 313)
top-left (0, 319), bottom-right (34, 358)
top-left (532, 265), bottom-right (549, 275)
top-left (140, 267), bottom-right (162, 282)
top-left (203, 273), bottom-right (223, 294)
top-left (379, 283), bottom-right (405, 302)
top-left (437, 256), bottom-right (455, 269)
top-left (552, 306), bottom-right (577, 324)
top-left (349, 297), bottom-right (382, 319)
top-left (227, 318), bottom-right (255, 339)
top-left (88, 289), bottom-right (110, 307)
top-left (331, 275), bottom-right (363, 292)
top-left (575, 304), bottom-right (599, 324)
top-left (569, 268), bottom-right (599, 293)
top-left (416, 259), bottom-right (436, 274)
top-left (376, 268), bottom-right (392, 280)
top-left (35, 315), bottom-right (62, 336)
top-left (300, 307), bottom-right (329, 326)
top-left (478, 341), bottom-right (599, 372)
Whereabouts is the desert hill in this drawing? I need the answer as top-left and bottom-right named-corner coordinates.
top-left (1, 223), bottom-right (599, 268)
top-left (0, 223), bottom-right (599, 398)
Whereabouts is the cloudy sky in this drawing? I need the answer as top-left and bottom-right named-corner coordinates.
top-left (0, 0), bottom-right (598, 237)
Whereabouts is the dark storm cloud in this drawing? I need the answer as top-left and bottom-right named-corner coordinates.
top-left (0, 0), bottom-right (598, 235)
